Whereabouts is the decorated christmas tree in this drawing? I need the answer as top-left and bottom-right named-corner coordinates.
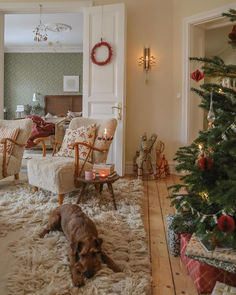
top-left (169, 10), bottom-right (236, 250)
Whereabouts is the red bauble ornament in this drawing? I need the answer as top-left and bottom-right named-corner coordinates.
top-left (198, 157), bottom-right (213, 170)
top-left (229, 24), bottom-right (236, 42)
top-left (190, 70), bottom-right (204, 82)
top-left (91, 39), bottom-right (112, 66)
top-left (218, 215), bottom-right (235, 233)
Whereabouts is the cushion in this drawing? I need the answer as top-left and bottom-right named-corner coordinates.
top-left (0, 154), bottom-right (20, 179)
top-left (69, 118), bottom-right (117, 163)
top-left (27, 156), bottom-right (93, 194)
top-left (66, 111), bottom-right (83, 121)
top-left (0, 127), bottom-right (19, 156)
top-left (56, 124), bottom-right (96, 162)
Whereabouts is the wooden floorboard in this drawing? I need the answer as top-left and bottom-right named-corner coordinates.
top-left (141, 174), bottom-right (199, 295)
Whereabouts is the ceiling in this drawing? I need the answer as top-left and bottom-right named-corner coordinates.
top-left (4, 13), bottom-right (83, 52)
top-left (205, 24), bottom-right (235, 57)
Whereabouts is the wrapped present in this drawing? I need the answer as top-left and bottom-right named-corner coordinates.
top-left (187, 254), bottom-right (236, 273)
top-left (180, 234), bottom-right (236, 294)
top-left (166, 214), bottom-right (180, 256)
top-left (211, 281), bottom-right (236, 295)
top-left (186, 235), bottom-right (236, 265)
top-left (166, 214), bottom-right (194, 257)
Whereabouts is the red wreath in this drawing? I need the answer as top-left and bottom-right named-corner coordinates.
top-left (91, 38), bottom-right (112, 66)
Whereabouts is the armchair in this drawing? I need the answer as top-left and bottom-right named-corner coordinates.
top-left (27, 117), bottom-right (117, 204)
top-left (0, 119), bottom-right (33, 180)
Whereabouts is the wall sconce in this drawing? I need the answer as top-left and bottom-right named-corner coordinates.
top-left (32, 92), bottom-right (40, 102)
top-left (139, 47), bottom-right (156, 81)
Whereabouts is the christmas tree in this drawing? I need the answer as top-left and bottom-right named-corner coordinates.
top-left (169, 10), bottom-right (236, 249)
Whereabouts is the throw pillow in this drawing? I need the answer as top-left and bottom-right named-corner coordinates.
top-left (0, 127), bottom-right (19, 156)
top-left (56, 124), bottom-right (96, 162)
top-left (66, 111), bottom-right (83, 121)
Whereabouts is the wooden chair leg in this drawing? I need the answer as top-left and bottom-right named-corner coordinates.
top-left (107, 182), bottom-right (117, 210)
top-left (14, 173), bottom-right (19, 180)
top-left (58, 194), bottom-right (64, 205)
top-left (33, 186), bottom-right (38, 192)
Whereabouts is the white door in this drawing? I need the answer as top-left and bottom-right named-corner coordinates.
top-left (83, 3), bottom-right (126, 176)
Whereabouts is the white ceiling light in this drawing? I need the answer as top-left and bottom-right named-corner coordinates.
top-left (45, 23), bottom-right (72, 33)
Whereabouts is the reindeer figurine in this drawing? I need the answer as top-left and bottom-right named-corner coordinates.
top-left (156, 140), bottom-right (170, 179)
top-left (136, 133), bottom-right (157, 179)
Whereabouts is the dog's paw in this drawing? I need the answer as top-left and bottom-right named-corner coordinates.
top-left (72, 275), bottom-right (84, 287)
top-left (71, 268), bottom-right (85, 287)
top-left (113, 265), bottom-right (122, 273)
top-left (39, 231), bottom-right (46, 238)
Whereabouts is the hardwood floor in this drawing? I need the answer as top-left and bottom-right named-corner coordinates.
top-left (141, 174), bottom-right (199, 295)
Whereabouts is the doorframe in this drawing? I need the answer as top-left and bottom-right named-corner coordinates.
top-left (0, 1), bottom-right (93, 118)
top-left (182, 3), bottom-right (236, 145)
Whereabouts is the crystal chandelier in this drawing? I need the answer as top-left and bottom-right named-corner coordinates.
top-left (33, 4), bottom-right (48, 42)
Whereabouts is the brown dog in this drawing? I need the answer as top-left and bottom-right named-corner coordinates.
top-left (40, 204), bottom-right (121, 287)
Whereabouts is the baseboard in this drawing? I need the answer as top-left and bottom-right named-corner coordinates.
top-left (125, 161), bottom-right (180, 175)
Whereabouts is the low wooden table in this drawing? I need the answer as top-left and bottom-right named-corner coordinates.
top-left (76, 173), bottom-right (120, 210)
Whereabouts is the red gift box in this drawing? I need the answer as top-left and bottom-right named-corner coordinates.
top-left (180, 234), bottom-right (236, 294)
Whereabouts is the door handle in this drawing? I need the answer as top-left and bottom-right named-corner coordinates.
top-left (112, 103), bottom-right (122, 120)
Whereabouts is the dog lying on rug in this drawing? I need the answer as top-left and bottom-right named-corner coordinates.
top-left (40, 204), bottom-right (121, 287)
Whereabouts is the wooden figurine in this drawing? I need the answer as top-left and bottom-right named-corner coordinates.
top-left (156, 140), bottom-right (170, 179)
top-left (136, 133), bottom-right (157, 179)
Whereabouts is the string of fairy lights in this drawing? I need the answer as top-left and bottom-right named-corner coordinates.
top-left (180, 199), bottom-right (235, 224)
top-left (221, 121), bottom-right (236, 141)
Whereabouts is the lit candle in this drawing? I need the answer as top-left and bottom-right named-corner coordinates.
top-left (104, 128), bottom-right (107, 137)
top-left (99, 171), bottom-right (108, 179)
top-left (198, 144), bottom-right (203, 151)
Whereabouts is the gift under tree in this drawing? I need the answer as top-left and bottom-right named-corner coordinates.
top-left (169, 10), bottom-right (236, 250)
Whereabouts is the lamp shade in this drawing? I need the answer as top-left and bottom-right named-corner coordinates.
top-left (32, 93), bottom-right (38, 102)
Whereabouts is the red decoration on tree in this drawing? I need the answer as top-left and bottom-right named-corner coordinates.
top-left (198, 157), bottom-right (213, 170)
top-left (228, 24), bottom-right (236, 43)
top-left (91, 38), bottom-right (112, 66)
top-left (218, 215), bottom-right (235, 233)
top-left (191, 70), bottom-right (204, 82)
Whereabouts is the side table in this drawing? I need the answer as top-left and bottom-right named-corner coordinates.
top-left (76, 173), bottom-right (120, 210)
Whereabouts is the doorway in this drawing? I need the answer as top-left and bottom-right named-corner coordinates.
top-left (0, 2), bottom-right (126, 176)
top-left (182, 3), bottom-right (236, 145)
top-left (4, 12), bottom-right (84, 119)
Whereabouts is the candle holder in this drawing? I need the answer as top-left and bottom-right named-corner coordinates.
top-left (99, 170), bottom-right (109, 179)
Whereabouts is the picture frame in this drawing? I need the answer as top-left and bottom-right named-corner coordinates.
top-left (63, 75), bottom-right (79, 92)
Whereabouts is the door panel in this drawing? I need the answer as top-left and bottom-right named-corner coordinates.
top-left (83, 3), bottom-right (126, 175)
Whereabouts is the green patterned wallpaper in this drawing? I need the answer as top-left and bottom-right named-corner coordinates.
top-left (4, 52), bottom-right (83, 119)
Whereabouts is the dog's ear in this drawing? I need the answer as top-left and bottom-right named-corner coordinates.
top-left (94, 237), bottom-right (103, 249)
top-left (71, 240), bottom-right (84, 256)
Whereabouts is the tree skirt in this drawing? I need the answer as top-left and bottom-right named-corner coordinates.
top-left (0, 178), bottom-right (151, 295)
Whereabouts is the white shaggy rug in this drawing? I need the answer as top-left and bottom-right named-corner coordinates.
top-left (0, 178), bottom-right (151, 295)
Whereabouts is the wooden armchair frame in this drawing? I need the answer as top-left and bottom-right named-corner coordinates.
top-left (0, 138), bottom-right (25, 178)
top-left (33, 137), bottom-right (61, 157)
top-left (33, 137), bottom-right (107, 204)
top-left (70, 142), bottom-right (108, 180)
